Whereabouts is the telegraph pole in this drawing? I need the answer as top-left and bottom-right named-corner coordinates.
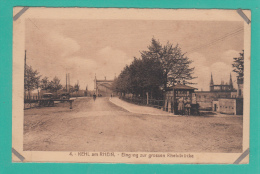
top-left (68, 73), bottom-right (70, 95)
top-left (77, 80), bottom-right (79, 97)
top-left (24, 50), bottom-right (26, 109)
top-left (66, 73), bottom-right (67, 92)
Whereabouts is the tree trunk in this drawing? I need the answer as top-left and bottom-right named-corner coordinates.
top-left (28, 88), bottom-right (31, 108)
top-left (164, 72), bottom-right (168, 91)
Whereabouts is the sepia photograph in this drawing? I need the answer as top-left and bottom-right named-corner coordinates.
top-left (12, 8), bottom-right (250, 163)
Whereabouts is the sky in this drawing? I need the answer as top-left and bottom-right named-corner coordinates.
top-left (25, 19), bottom-right (243, 91)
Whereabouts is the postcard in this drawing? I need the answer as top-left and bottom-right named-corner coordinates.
top-left (12, 7), bottom-right (250, 163)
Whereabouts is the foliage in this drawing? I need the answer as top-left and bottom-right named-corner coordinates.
top-left (141, 38), bottom-right (195, 89)
top-left (74, 83), bottom-right (80, 92)
top-left (48, 76), bottom-right (63, 93)
top-left (113, 38), bottom-right (195, 99)
top-left (40, 76), bottom-right (50, 91)
top-left (24, 65), bottom-right (41, 93)
top-left (25, 64), bottom-right (65, 98)
top-left (40, 76), bottom-right (63, 94)
top-left (232, 50), bottom-right (244, 81)
top-left (69, 85), bottom-right (74, 93)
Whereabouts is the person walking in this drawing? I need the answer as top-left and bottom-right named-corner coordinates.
top-left (93, 93), bottom-right (97, 101)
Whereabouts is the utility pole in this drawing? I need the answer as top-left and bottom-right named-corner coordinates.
top-left (66, 73), bottom-right (67, 92)
top-left (77, 80), bottom-right (79, 97)
top-left (24, 50), bottom-right (26, 109)
top-left (68, 73), bottom-right (70, 94)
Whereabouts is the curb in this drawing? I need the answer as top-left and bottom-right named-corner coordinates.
top-left (109, 98), bottom-right (177, 116)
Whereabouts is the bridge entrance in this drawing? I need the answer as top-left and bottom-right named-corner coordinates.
top-left (94, 76), bottom-right (114, 97)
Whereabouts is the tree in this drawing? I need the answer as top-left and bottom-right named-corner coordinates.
top-left (40, 76), bottom-right (50, 92)
top-left (62, 87), bottom-right (67, 92)
top-left (232, 50), bottom-right (244, 82)
top-left (74, 83), bottom-right (80, 96)
top-left (74, 84), bottom-right (80, 92)
top-left (113, 38), bottom-right (195, 99)
top-left (49, 76), bottom-right (63, 95)
top-left (85, 86), bottom-right (88, 96)
top-left (117, 65), bottom-right (133, 96)
top-left (24, 65), bottom-right (41, 98)
top-left (69, 85), bottom-right (74, 93)
top-left (141, 38), bottom-right (196, 90)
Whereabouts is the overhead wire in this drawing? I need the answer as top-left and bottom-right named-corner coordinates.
top-left (187, 26), bottom-right (244, 54)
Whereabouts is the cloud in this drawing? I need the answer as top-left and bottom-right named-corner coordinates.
top-left (189, 52), bottom-right (210, 91)
top-left (221, 50), bottom-right (240, 65)
top-left (94, 46), bottom-right (134, 78)
top-left (55, 47), bottom-right (134, 90)
top-left (59, 56), bottom-right (98, 89)
top-left (97, 46), bottom-right (133, 65)
top-left (189, 52), bottom-right (237, 91)
top-left (42, 31), bottom-right (80, 58)
top-left (210, 62), bottom-right (237, 88)
top-left (189, 52), bottom-right (207, 66)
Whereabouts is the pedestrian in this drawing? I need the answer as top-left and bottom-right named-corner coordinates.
top-left (185, 98), bottom-right (191, 115)
top-left (178, 98), bottom-right (184, 115)
top-left (93, 93), bottom-right (96, 101)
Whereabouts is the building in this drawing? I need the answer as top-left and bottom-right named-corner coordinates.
top-left (194, 73), bottom-right (243, 115)
top-left (210, 73), bottom-right (234, 92)
top-left (164, 83), bottom-right (197, 115)
top-left (94, 76), bottom-right (114, 97)
top-left (194, 91), bottom-right (234, 110)
top-left (195, 73), bottom-right (237, 110)
top-left (237, 76), bottom-right (244, 98)
top-left (212, 98), bottom-right (243, 115)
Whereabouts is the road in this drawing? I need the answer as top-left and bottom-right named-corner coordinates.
top-left (24, 97), bottom-right (243, 152)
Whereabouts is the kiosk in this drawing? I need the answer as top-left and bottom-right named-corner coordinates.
top-left (164, 83), bottom-right (198, 115)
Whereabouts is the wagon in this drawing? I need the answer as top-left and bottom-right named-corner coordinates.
top-left (39, 93), bottom-right (54, 107)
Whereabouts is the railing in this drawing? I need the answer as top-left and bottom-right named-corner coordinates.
top-left (120, 97), bottom-right (164, 109)
top-left (24, 95), bottom-right (42, 101)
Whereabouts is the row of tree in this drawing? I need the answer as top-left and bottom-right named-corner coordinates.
top-left (112, 38), bottom-right (196, 99)
top-left (24, 65), bottom-right (80, 98)
top-left (40, 76), bottom-right (80, 94)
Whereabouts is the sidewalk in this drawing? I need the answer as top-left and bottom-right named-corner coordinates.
top-left (109, 97), bottom-right (176, 116)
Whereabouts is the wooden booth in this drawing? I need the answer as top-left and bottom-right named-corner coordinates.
top-left (164, 83), bottom-right (198, 115)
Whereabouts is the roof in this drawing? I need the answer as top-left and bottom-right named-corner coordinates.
top-left (213, 85), bottom-right (232, 87)
top-left (171, 83), bottom-right (197, 90)
top-left (165, 83), bottom-right (197, 91)
top-left (96, 80), bottom-right (114, 83)
top-left (195, 90), bottom-right (237, 93)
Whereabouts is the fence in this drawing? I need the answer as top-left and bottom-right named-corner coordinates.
top-left (120, 96), bottom-right (164, 109)
top-left (24, 95), bottom-right (42, 101)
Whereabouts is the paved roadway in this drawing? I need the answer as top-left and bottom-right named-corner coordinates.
top-left (24, 97), bottom-right (243, 152)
